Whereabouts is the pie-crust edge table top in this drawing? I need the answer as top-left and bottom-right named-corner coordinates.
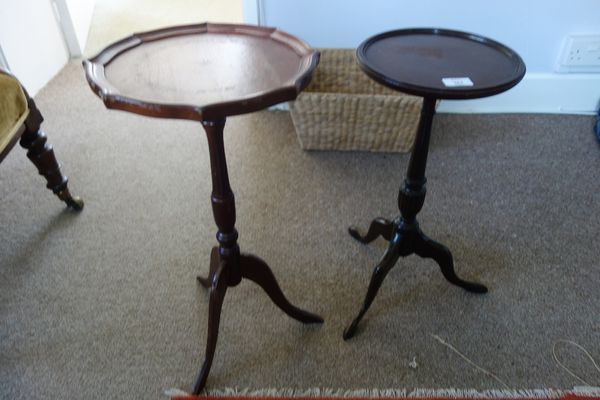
top-left (83, 22), bottom-right (319, 121)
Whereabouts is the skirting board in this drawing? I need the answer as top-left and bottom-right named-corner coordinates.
top-left (278, 73), bottom-right (600, 115)
top-left (436, 73), bottom-right (600, 115)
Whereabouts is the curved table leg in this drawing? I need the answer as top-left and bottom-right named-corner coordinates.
top-left (343, 241), bottom-right (401, 340)
top-left (414, 229), bottom-right (488, 293)
top-left (349, 217), bottom-right (394, 244)
top-left (240, 253), bottom-right (323, 324)
top-left (197, 247), bottom-right (219, 288)
top-left (192, 262), bottom-right (228, 395)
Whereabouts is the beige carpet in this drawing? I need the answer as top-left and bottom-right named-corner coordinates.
top-left (1, 60), bottom-right (599, 399)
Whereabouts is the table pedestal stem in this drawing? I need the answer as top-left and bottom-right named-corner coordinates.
top-left (193, 118), bottom-right (323, 394)
top-left (344, 97), bottom-right (487, 340)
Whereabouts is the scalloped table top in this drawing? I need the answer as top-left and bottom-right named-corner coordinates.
top-left (83, 23), bottom-right (319, 121)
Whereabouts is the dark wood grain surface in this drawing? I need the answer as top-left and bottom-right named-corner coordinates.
top-left (83, 23), bottom-right (322, 392)
top-left (357, 28), bottom-right (526, 99)
top-left (345, 28), bottom-right (526, 339)
top-left (83, 23), bottom-right (319, 121)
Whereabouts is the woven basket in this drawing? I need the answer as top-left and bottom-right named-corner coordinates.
top-left (290, 48), bottom-right (422, 152)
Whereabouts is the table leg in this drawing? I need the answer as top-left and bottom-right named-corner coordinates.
top-left (344, 97), bottom-right (487, 340)
top-left (192, 261), bottom-right (228, 394)
top-left (343, 237), bottom-right (402, 340)
top-left (197, 247), bottom-right (219, 288)
top-left (240, 253), bottom-right (323, 323)
top-left (414, 228), bottom-right (487, 293)
top-left (348, 217), bottom-right (394, 244)
top-left (192, 118), bottom-right (323, 394)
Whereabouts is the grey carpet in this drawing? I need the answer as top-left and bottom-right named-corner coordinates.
top-left (1, 61), bottom-right (599, 399)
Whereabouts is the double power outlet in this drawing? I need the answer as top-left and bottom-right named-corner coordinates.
top-left (556, 34), bottom-right (600, 72)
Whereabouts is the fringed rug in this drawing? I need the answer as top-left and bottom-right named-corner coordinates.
top-left (166, 388), bottom-right (600, 400)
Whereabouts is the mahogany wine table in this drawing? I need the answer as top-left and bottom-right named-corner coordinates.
top-left (344, 28), bottom-right (526, 339)
top-left (83, 23), bottom-right (323, 393)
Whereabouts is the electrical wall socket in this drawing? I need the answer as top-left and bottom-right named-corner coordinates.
top-left (556, 34), bottom-right (600, 73)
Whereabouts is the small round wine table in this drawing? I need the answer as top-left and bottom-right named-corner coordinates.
top-left (83, 23), bottom-right (323, 394)
top-left (344, 28), bottom-right (526, 340)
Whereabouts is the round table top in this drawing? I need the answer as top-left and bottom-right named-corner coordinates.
top-left (357, 28), bottom-right (526, 100)
top-left (83, 23), bottom-right (319, 121)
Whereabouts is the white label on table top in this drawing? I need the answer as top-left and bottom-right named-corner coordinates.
top-left (442, 77), bottom-right (474, 87)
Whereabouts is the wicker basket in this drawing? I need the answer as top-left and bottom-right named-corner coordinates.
top-left (289, 48), bottom-right (422, 152)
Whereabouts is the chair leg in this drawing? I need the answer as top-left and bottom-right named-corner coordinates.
top-left (19, 97), bottom-right (83, 211)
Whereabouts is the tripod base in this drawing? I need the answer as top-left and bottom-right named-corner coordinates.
top-left (193, 247), bottom-right (323, 394)
top-left (344, 217), bottom-right (487, 340)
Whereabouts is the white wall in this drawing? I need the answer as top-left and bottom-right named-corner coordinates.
top-left (242, 0), bottom-right (261, 25)
top-left (0, 0), bottom-right (95, 95)
top-left (0, 0), bottom-right (70, 95)
top-left (54, 0), bottom-right (96, 56)
top-left (64, 0), bottom-right (95, 52)
top-left (0, 45), bottom-right (8, 70)
top-left (250, 0), bottom-right (600, 114)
